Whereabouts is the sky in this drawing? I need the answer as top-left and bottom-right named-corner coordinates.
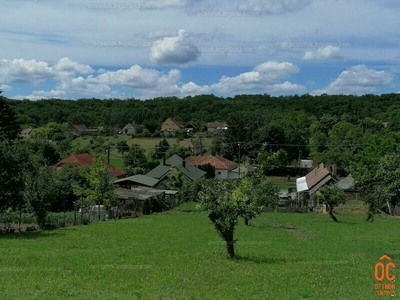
top-left (0, 0), bottom-right (399, 100)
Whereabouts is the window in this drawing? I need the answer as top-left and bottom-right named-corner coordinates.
top-left (217, 172), bottom-right (221, 174)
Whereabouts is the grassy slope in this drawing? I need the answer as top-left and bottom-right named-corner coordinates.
top-left (0, 211), bottom-right (398, 299)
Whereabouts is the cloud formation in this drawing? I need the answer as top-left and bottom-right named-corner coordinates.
top-left (312, 64), bottom-right (393, 95)
top-left (150, 29), bottom-right (201, 65)
top-left (303, 45), bottom-right (343, 60)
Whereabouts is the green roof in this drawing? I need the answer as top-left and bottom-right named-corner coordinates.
top-left (113, 174), bottom-right (159, 187)
top-left (146, 154), bottom-right (206, 181)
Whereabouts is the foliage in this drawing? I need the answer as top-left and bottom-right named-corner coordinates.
top-left (116, 140), bottom-right (130, 157)
top-left (166, 144), bottom-right (191, 159)
top-left (312, 186), bottom-right (346, 222)
top-left (234, 168), bottom-right (279, 225)
top-left (258, 149), bottom-right (288, 174)
top-left (24, 164), bottom-right (58, 229)
top-left (198, 163), bottom-right (216, 179)
top-left (176, 178), bottom-right (211, 205)
top-left (72, 155), bottom-right (117, 211)
top-left (198, 178), bottom-right (275, 258)
top-left (0, 90), bottom-right (21, 141)
top-left (168, 171), bottom-right (184, 191)
top-left (124, 144), bottom-right (148, 175)
top-left (0, 141), bottom-right (25, 213)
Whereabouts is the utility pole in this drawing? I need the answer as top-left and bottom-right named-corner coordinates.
top-left (199, 135), bottom-right (203, 156)
top-left (238, 142), bottom-right (241, 178)
top-left (106, 145), bottom-right (110, 164)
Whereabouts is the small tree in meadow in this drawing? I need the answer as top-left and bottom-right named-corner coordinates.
top-left (199, 180), bottom-right (269, 258)
top-left (313, 185), bottom-right (346, 222)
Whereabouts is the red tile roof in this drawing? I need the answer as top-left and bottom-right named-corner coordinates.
top-left (185, 156), bottom-right (237, 170)
top-left (55, 153), bottom-right (126, 178)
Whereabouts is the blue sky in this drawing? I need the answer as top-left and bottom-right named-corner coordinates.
top-left (0, 0), bottom-right (399, 100)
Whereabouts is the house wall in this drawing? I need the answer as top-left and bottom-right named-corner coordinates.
top-left (162, 118), bottom-right (181, 132)
top-left (214, 169), bottom-right (239, 180)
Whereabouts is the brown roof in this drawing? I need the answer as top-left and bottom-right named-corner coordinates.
top-left (185, 156), bottom-right (237, 170)
top-left (169, 118), bottom-right (184, 129)
top-left (305, 164), bottom-right (331, 189)
top-left (71, 125), bottom-right (88, 132)
top-left (207, 122), bottom-right (227, 128)
top-left (178, 140), bottom-right (202, 149)
top-left (55, 153), bottom-right (126, 178)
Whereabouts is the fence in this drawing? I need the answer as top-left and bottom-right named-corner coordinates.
top-left (0, 206), bottom-right (140, 233)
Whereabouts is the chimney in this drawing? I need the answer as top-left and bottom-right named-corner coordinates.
top-left (182, 160), bottom-right (186, 168)
top-left (162, 153), bottom-right (166, 165)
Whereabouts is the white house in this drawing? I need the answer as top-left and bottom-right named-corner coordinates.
top-left (185, 156), bottom-right (239, 180)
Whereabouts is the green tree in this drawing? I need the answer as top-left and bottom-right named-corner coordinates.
top-left (24, 165), bottom-right (58, 229)
top-left (199, 179), bottom-right (272, 258)
top-left (312, 186), bottom-right (346, 222)
top-left (0, 90), bottom-right (21, 141)
top-left (234, 169), bottom-right (278, 225)
top-left (0, 141), bottom-right (25, 214)
top-left (258, 149), bottom-right (288, 174)
top-left (198, 163), bottom-right (216, 179)
top-left (124, 144), bottom-right (148, 175)
top-left (73, 155), bottom-right (117, 220)
top-left (116, 140), bottom-right (130, 157)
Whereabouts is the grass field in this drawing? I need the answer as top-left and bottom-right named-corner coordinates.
top-left (1, 207), bottom-right (398, 299)
top-left (72, 136), bottom-right (215, 169)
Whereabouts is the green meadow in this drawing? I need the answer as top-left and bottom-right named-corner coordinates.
top-left (0, 205), bottom-right (398, 299)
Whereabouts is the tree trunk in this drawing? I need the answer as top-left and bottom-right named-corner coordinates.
top-left (244, 218), bottom-right (249, 226)
top-left (225, 231), bottom-right (236, 258)
top-left (226, 240), bottom-right (235, 258)
top-left (329, 206), bottom-right (338, 222)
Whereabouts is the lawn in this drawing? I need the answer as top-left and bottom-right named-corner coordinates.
top-left (0, 210), bottom-right (398, 299)
top-left (72, 136), bottom-right (214, 154)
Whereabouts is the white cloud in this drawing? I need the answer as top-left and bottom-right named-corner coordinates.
top-left (212, 61), bottom-right (304, 93)
top-left (180, 82), bottom-right (210, 95)
top-left (52, 57), bottom-right (93, 77)
top-left (150, 29), bottom-right (201, 65)
top-left (0, 58), bottom-right (93, 84)
top-left (0, 59), bottom-right (55, 83)
top-left (0, 84), bottom-right (12, 91)
top-left (237, 0), bottom-right (312, 14)
top-left (312, 64), bottom-right (393, 95)
top-left (303, 45), bottom-right (343, 60)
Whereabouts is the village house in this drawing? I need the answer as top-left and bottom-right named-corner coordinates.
top-left (296, 163), bottom-right (337, 208)
top-left (122, 122), bottom-right (140, 135)
top-left (207, 122), bottom-right (228, 133)
top-left (69, 125), bottom-right (99, 136)
top-left (178, 139), bottom-right (204, 155)
top-left (185, 155), bottom-right (240, 180)
top-left (161, 117), bottom-right (184, 137)
top-left (55, 153), bottom-right (126, 179)
top-left (20, 128), bottom-right (33, 138)
top-left (146, 154), bottom-right (206, 189)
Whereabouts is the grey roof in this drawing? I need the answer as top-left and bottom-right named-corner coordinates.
top-left (336, 175), bottom-right (356, 190)
top-left (146, 154), bottom-right (206, 182)
top-left (116, 187), bottom-right (165, 201)
top-left (113, 174), bottom-right (159, 187)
